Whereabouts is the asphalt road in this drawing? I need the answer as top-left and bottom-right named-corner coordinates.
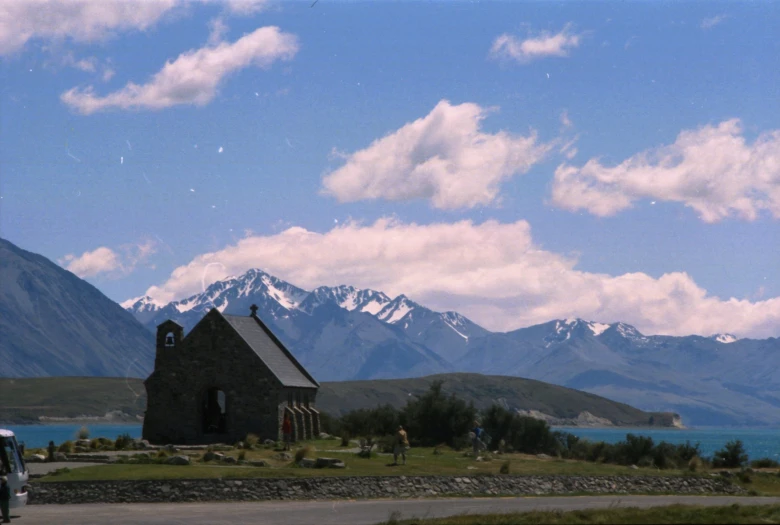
top-left (12, 495), bottom-right (780, 525)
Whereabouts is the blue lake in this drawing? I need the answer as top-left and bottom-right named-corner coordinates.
top-left (5, 424), bottom-right (780, 460)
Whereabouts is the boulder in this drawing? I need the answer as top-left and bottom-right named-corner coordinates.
top-left (250, 460), bottom-right (270, 467)
top-left (263, 439), bottom-right (276, 446)
top-left (318, 433), bottom-right (332, 440)
top-left (274, 452), bottom-right (293, 461)
top-left (165, 455), bottom-right (191, 466)
top-left (54, 452), bottom-right (67, 462)
top-left (298, 457), bottom-right (316, 468)
top-left (26, 454), bottom-right (47, 463)
top-left (315, 457), bottom-right (345, 469)
top-left (163, 444), bottom-right (178, 454)
top-left (629, 465), bottom-right (639, 470)
top-left (222, 456), bottom-right (237, 464)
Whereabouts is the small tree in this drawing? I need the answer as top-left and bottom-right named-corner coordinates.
top-left (77, 426), bottom-right (90, 440)
top-left (713, 440), bottom-right (748, 468)
top-left (402, 381), bottom-right (476, 447)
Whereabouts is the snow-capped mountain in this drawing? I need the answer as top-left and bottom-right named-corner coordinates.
top-left (124, 267), bottom-right (780, 426)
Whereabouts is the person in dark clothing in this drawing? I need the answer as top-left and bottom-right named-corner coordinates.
top-left (0, 476), bottom-right (10, 523)
top-left (471, 420), bottom-right (486, 457)
top-left (47, 441), bottom-right (56, 462)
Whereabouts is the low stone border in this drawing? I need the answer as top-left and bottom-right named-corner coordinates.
top-left (29, 475), bottom-right (743, 505)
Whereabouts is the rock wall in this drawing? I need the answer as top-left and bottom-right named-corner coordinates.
top-left (29, 475), bottom-right (742, 505)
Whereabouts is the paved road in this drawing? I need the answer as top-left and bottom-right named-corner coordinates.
top-left (27, 462), bottom-right (103, 476)
top-left (13, 495), bottom-right (780, 525)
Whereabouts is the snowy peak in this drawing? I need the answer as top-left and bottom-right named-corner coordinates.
top-left (299, 285), bottom-right (391, 315)
top-left (121, 295), bottom-right (161, 312)
top-left (376, 294), bottom-right (421, 324)
top-left (710, 333), bottom-right (739, 344)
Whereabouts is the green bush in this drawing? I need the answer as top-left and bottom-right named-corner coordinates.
top-left (688, 456), bottom-right (705, 472)
top-left (77, 426), bottom-right (90, 440)
top-left (238, 450), bottom-right (247, 461)
top-left (57, 441), bottom-right (74, 454)
top-left (114, 433), bottom-right (134, 450)
top-left (713, 440), bottom-right (749, 468)
top-left (750, 458), bottom-right (780, 469)
top-left (340, 432), bottom-right (351, 447)
top-left (402, 381), bottom-right (476, 447)
top-left (737, 470), bottom-right (753, 483)
top-left (499, 460), bottom-right (510, 474)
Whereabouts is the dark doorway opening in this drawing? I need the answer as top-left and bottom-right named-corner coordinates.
top-left (202, 388), bottom-right (227, 434)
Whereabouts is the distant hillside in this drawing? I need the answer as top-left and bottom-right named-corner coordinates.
top-left (0, 374), bottom-right (677, 427)
top-left (0, 238), bottom-right (154, 377)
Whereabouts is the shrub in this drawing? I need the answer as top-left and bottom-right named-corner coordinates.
top-left (238, 450), bottom-right (247, 461)
top-left (77, 426), bottom-right (90, 440)
top-left (244, 434), bottom-right (259, 449)
top-left (713, 440), bottom-right (749, 469)
top-left (57, 441), bottom-right (74, 454)
top-left (688, 456), bottom-right (705, 472)
top-left (750, 458), bottom-right (780, 469)
top-left (156, 449), bottom-right (168, 459)
top-left (402, 381), bottom-right (476, 447)
top-left (499, 460), bottom-right (510, 474)
top-left (319, 412), bottom-right (343, 437)
top-left (295, 445), bottom-right (314, 463)
top-left (340, 432), bottom-right (351, 447)
top-left (114, 433), bottom-right (134, 450)
top-left (737, 470), bottom-right (753, 483)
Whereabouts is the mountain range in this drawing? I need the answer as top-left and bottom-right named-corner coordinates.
top-left (0, 238), bottom-right (154, 378)
top-left (124, 268), bottom-right (780, 427)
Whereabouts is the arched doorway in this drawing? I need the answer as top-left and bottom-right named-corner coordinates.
top-left (202, 387), bottom-right (227, 434)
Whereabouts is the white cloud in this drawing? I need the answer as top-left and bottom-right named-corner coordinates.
top-left (60, 247), bottom-right (122, 278)
top-left (0, 0), bottom-right (269, 56)
top-left (60, 240), bottom-right (158, 278)
top-left (490, 24), bottom-right (582, 64)
top-left (61, 26), bottom-right (299, 114)
top-left (551, 119), bottom-right (780, 222)
top-left (0, 0), bottom-right (178, 56)
top-left (321, 100), bottom-right (551, 210)
top-left (701, 14), bottom-right (727, 30)
top-left (139, 218), bottom-right (780, 338)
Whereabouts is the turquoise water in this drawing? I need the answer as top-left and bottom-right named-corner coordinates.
top-left (5, 424), bottom-right (142, 449)
top-left (558, 427), bottom-right (780, 460)
top-left (5, 424), bottom-right (780, 460)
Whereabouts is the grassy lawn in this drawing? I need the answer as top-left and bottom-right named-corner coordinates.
top-left (377, 504), bottom-right (780, 524)
top-left (38, 438), bottom-right (696, 482)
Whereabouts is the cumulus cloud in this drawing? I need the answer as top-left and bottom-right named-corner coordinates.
top-left (0, 0), bottom-right (177, 55)
top-left (61, 26), bottom-right (298, 114)
top-left (551, 119), bottom-right (780, 222)
top-left (0, 0), bottom-right (269, 56)
top-left (321, 100), bottom-right (551, 210)
top-left (138, 218), bottom-right (780, 338)
top-left (60, 240), bottom-right (157, 278)
top-left (490, 24), bottom-right (582, 64)
top-left (701, 14), bottom-right (727, 30)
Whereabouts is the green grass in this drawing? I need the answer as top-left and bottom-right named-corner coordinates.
top-left (0, 374), bottom-right (675, 426)
top-left (377, 504), bottom-right (780, 524)
top-left (37, 440), bottom-right (693, 482)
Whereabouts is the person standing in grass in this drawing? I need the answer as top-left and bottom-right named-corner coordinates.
top-left (472, 420), bottom-right (486, 457)
top-left (282, 414), bottom-right (293, 451)
top-left (0, 476), bottom-right (10, 523)
top-left (47, 441), bottom-right (56, 462)
top-left (393, 426), bottom-right (409, 465)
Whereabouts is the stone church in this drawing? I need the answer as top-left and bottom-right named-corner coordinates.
top-left (142, 305), bottom-right (320, 445)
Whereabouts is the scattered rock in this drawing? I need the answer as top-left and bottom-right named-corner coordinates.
top-left (222, 456), bottom-right (237, 465)
top-left (263, 439), bottom-right (276, 446)
top-left (298, 458), bottom-right (316, 468)
top-left (165, 456), bottom-right (191, 466)
top-left (274, 452), bottom-right (292, 461)
top-left (536, 454), bottom-right (551, 459)
top-left (720, 471), bottom-right (733, 478)
top-left (26, 454), bottom-right (47, 463)
top-left (250, 460), bottom-right (270, 467)
top-left (315, 457), bottom-right (345, 469)
top-left (318, 433), bottom-right (332, 440)
top-left (163, 444), bottom-right (178, 454)
top-left (54, 452), bottom-right (67, 462)
top-left (629, 465), bottom-right (639, 470)
top-left (76, 439), bottom-right (91, 447)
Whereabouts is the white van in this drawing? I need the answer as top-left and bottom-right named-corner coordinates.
top-left (0, 430), bottom-right (29, 508)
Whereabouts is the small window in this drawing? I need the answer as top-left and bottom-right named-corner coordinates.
top-left (164, 332), bottom-right (175, 347)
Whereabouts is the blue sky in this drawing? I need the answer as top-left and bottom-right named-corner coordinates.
top-left (2, 0), bottom-right (779, 337)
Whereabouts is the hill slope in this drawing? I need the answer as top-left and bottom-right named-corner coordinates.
top-left (0, 374), bottom-right (677, 427)
top-left (0, 238), bottom-right (154, 378)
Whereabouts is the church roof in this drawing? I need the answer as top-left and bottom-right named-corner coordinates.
top-left (222, 312), bottom-right (319, 389)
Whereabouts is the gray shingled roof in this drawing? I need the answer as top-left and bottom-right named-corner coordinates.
top-left (222, 314), bottom-right (318, 389)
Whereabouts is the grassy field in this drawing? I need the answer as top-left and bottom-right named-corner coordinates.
top-left (377, 504), bottom-right (780, 524)
top-left (38, 438), bottom-right (696, 483)
top-left (1, 373), bottom-right (676, 426)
